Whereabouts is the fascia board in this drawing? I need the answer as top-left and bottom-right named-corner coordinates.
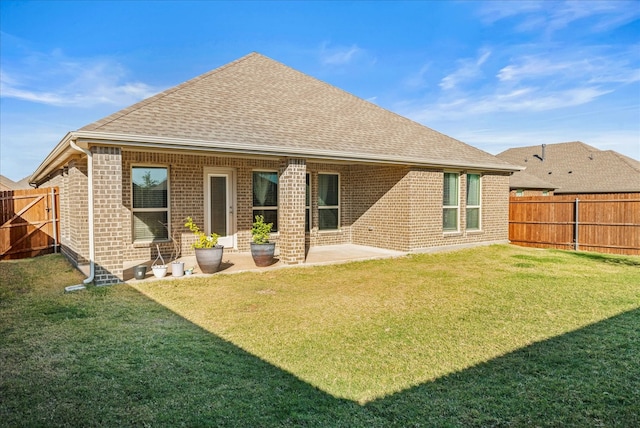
top-left (73, 131), bottom-right (523, 172)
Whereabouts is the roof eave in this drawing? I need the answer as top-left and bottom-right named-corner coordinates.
top-left (73, 131), bottom-right (523, 172)
top-left (29, 132), bottom-right (77, 186)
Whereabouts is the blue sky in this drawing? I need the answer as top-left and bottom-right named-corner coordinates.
top-left (1, 0), bottom-right (639, 181)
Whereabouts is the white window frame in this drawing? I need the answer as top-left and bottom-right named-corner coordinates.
top-left (318, 172), bottom-right (340, 231)
top-left (443, 171), bottom-right (460, 232)
top-left (131, 165), bottom-right (170, 243)
top-left (466, 173), bottom-right (482, 231)
top-left (252, 170), bottom-right (279, 232)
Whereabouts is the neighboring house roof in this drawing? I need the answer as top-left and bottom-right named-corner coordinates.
top-left (0, 175), bottom-right (31, 191)
top-left (31, 52), bottom-right (518, 185)
top-left (508, 170), bottom-right (556, 190)
top-left (0, 175), bottom-right (15, 191)
top-left (497, 141), bottom-right (640, 194)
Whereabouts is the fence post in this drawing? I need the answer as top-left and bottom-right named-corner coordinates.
top-left (574, 198), bottom-right (579, 251)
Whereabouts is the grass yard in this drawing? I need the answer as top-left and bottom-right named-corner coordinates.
top-left (1, 245), bottom-right (639, 427)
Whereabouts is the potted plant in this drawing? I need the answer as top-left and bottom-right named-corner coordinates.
top-left (250, 215), bottom-right (275, 267)
top-left (185, 217), bottom-right (224, 274)
top-left (152, 244), bottom-right (168, 278)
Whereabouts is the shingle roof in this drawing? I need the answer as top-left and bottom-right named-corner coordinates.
top-left (508, 170), bottom-right (556, 190)
top-left (0, 175), bottom-right (16, 191)
top-left (497, 141), bottom-right (640, 194)
top-left (0, 175), bottom-right (31, 191)
top-left (79, 52), bottom-right (515, 171)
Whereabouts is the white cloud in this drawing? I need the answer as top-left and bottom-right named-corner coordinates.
top-left (403, 63), bottom-right (431, 89)
top-left (404, 86), bottom-right (611, 123)
top-left (319, 43), bottom-right (363, 66)
top-left (478, 0), bottom-right (640, 34)
top-left (439, 49), bottom-right (491, 90)
top-left (0, 51), bottom-right (161, 107)
top-left (497, 53), bottom-right (640, 85)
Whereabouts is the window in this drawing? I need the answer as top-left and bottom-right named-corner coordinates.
top-left (253, 171), bottom-right (278, 231)
top-left (318, 173), bottom-right (339, 230)
top-left (306, 173), bottom-right (311, 232)
top-left (466, 173), bottom-right (481, 230)
top-left (443, 172), bottom-right (459, 231)
top-left (132, 166), bottom-right (169, 241)
top-left (542, 190), bottom-right (549, 196)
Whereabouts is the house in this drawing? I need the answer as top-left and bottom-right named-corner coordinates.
top-left (29, 53), bottom-right (520, 285)
top-left (0, 175), bottom-right (31, 191)
top-left (506, 170), bottom-right (556, 197)
top-left (497, 142), bottom-right (640, 196)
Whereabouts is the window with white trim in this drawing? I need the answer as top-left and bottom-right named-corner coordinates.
top-left (253, 171), bottom-right (278, 232)
top-left (443, 172), bottom-right (459, 232)
top-left (466, 173), bottom-right (481, 230)
top-left (132, 166), bottom-right (169, 241)
top-left (318, 173), bottom-right (339, 230)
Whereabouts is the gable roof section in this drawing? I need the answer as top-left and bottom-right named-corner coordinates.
top-left (88, 53), bottom-right (516, 168)
top-left (31, 53), bottom-right (519, 185)
top-left (497, 141), bottom-right (640, 194)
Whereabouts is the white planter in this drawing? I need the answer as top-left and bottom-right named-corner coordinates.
top-left (172, 261), bottom-right (184, 277)
top-left (152, 265), bottom-right (167, 278)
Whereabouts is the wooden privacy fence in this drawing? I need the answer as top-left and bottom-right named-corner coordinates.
top-left (509, 193), bottom-right (640, 256)
top-left (0, 187), bottom-right (60, 260)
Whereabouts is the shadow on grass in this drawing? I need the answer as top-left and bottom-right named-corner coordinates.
top-left (3, 282), bottom-right (638, 427)
top-left (366, 307), bottom-right (640, 426)
top-left (558, 250), bottom-right (640, 267)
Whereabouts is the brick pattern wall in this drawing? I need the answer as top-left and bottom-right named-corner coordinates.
top-left (92, 147), bottom-right (124, 284)
top-left (350, 165), bottom-right (412, 251)
top-left (40, 147), bottom-right (511, 285)
top-left (121, 151), bottom-right (283, 263)
top-left (66, 158), bottom-right (89, 265)
top-left (278, 158), bottom-right (307, 264)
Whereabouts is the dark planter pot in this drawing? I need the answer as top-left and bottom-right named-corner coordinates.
top-left (195, 246), bottom-right (224, 274)
top-left (250, 242), bottom-right (276, 267)
top-left (133, 265), bottom-right (147, 280)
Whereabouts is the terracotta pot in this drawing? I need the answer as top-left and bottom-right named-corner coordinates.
top-left (250, 242), bottom-right (276, 267)
top-left (195, 246), bottom-right (224, 274)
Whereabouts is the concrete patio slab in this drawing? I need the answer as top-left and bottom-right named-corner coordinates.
top-left (124, 244), bottom-right (407, 283)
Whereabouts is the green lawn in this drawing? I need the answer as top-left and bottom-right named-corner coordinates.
top-left (1, 245), bottom-right (639, 427)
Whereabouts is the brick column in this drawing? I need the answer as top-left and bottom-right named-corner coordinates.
top-left (279, 158), bottom-right (307, 264)
top-left (92, 146), bottom-right (124, 284)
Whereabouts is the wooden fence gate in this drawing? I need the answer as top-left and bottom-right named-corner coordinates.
top-left (509, 193), bottom-right (640, 256)
top-left (0, 187), bottom-right (60, 260)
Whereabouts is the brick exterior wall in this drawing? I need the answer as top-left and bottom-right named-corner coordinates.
top-left (92, 147), bottom-right (124, 284)
top-left (40, 147), bottom-right (510, 285)
top-left (278, 158), bottom-right (307, 264)
top-left (55, 157), bottom-right (90, 268)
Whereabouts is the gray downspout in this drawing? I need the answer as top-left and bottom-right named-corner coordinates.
top-left (66, 140), bottom-right (95, 291)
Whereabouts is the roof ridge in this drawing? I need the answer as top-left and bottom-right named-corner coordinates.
top-left (82, 52), bottom-right (261, 131)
